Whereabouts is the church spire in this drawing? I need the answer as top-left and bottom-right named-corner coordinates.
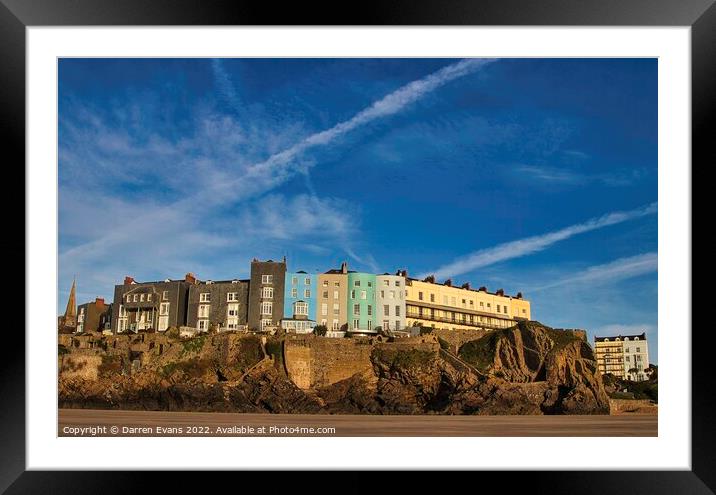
top-left (64, 278), bottom-right (77, 320)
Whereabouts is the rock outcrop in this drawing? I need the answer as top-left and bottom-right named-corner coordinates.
top-left (58, 321), bottom-right (609, 415)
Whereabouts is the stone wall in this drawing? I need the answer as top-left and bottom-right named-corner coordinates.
top-left (609, 398), bottom-right (658, 415)
top-left (431, 327), bottom-right (489, 354)
top-left (283, 335), bottom-right (374, 389)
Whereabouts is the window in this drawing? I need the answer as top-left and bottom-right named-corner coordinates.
top-left (383, 280), bottom-right (390, 286)
top-left (305, 277), bottom-right (311, 285)
top-left (334, 290), bottom-right (339, 300)
top-left (334, 281), bottom-right (340, 287)
top-left (462, 299), bottom-right (466, 307)
top-left (351, 290), bottom-right (356, 299)
top-left (395, 280), bottom-right (400, 287)
top-left (395, 306), bottom-right (401, 317)
top-left (353, 304), bottom-right (360, 316)
top-left (321, 303), bottom-right (328, 316)
top-left (383, 320), bottom-right (390, 330)
top-left (133, 294), bottom-right (138, 302)
top-left (636, 347), bottom-right (641, 352)
top-left (126, 295), bottom-right (131, 303)
top-left (384, 305), bottom-right (390, 316)
top-left (353, 319), bottom-right (360, 329)
top-left (322, 290), bottom-right (328, 298)
top-left (321, 319), bottom-right (327, 326)
top-left (487, 303), bottom-right (491, 309)
top-left (159, 303), bottom-right (170, 316)
top-left (322, 280), bottom-right (328, 287)
top-left (200, 293), bottom-right (210, 303)
top-left (419, 292), bottom-right (423, 301)
top-left (332, 320), bottom-right (339, 331)
top-left (389, 290), bottom-right (395, 299)
top-left (504, 306), bottom-right (508, 314)
top-left (360, 290), bottom-right (367, 300)
top-left (367, 305), bottom-right (372, 316)
top-left (294, 301), bottom-right (308, 316)
top-left (119, 305), bottom-right (127, 317)
top-left (367, 281), bottom-right (372, 288)
top-left (262, 287), bottom-right (274, 299)
top-left (261, 275), bottom-right (273, 284)
top-left (354, 280), bottom-right (361, 287)
top-left (395, 321), bottom-right (401, 330)
top-left (227, 292), bottom-right (239, 302)
top-left (197, 319), bottom-right (209, 331)
top-left (227, 303), bottom-right (239, 329)
top-left (261, 319), bottom-right (271, 330)
top-left (522, 309), bottom-right (526, 314)
top-left (147, 294), bottom-right (152, 302)
top-left (162, 290), bottom-right (169, 301)
top-left (292, 276), bottom-right (298, 285)
top-left (261, 302), bottom-right (273, 315)
top-left (380, 290), bottom-right (385, 298)
top-left (158, 316), bottom-right (168, 332)
top-left (367, 320), bottom-right (372, 330)
top-left (497, 305), bottom-right (501, 312)
top-left (451, 297), bottom-right (456, 306)
top-left (198, 304), bottom-right (210, 318)
top-left (333, 304), bottom-right (340, 315)
top-left (480, 301), bottom-right (484, 308)
top-left (291, 288), bottom-right (298, 298)
top-left (430, 294), bottom-right (435, 302)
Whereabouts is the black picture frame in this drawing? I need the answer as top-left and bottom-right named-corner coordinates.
top-left (3, 0), bottom-right (710, 492)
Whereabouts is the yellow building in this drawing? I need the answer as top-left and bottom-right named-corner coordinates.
top-left (403, 274), bottom-right (530, 332)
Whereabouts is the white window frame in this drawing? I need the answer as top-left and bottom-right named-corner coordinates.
top-left (198, 304), bottom-right (210, 318)
top-left (295, 301), bottom-right (308, 316)
top-left (262, 287), bottom-right (274, 299)
top-left (261, 274), bottom-right (273, 284)
top-left (321, 303), bottom-right (328, 316)
top-left (227, 292), bottom-right (239, 302)
top-left (261, 301), bottom-right (273, 315)
top-left (200, 292), bottom-right (211, 303)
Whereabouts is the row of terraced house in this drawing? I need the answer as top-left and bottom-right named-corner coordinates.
top-left (98, 257), bottom-right (530, 337)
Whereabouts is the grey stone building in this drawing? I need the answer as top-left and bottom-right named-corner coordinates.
top-left (111, 274), bottom-right (194, 333)
top-left (187, 279), bottom-right (250, 332)
top-left (247, 257), bottom-right (286, 331)
top-left (77, 297), bottom-right (112, 333)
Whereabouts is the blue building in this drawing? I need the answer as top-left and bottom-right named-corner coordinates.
top-left (283, 271), bottom-right (317, 332)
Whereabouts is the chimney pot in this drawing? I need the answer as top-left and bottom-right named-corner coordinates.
top-left (124, 276), bottom-right (135, 285)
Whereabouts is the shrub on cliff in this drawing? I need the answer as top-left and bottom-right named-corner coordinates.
top-left (313, 325), bottom-right (328, 337)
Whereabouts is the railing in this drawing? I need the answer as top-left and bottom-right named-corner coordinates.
top-left (406, 311), bottom-right (513, 330)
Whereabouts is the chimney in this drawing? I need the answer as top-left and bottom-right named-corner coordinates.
top-left (516, 292), bottom-right (523, 299)
top-left (124, 276), bottom-right (135, 285)
top-left (496, 288), bottom-right (504, 296)
top-left (423, 275), bottom-right (435, 284)
top-left (444, 278), bottom-right (452, 287)
top-left (402, 270), bottom-right (408, 277)
top-left (95, 297), bottom-right (105, 306)
top-left (478, 286), bottom-right (487, 292)
top-left (185, 272), bottom-right (197, 284)
top-left (282, 255), bottom-right (287, 264)
top-left (340, 261), bottom-right (348, 274)
top-left (395, 269), bottom-right (401, 276)
top-left (461, 282), bottom-right (471, 290)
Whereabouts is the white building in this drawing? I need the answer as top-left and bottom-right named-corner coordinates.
top-left (375, 274), bottom-right (406, 333)
top-left (594, 332), bottom-right (650, 381)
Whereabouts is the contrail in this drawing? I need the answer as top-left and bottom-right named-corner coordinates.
top-left (420, 202), bottom-right (657, 280)
top-left (532, 252), bottom-right (658, 291)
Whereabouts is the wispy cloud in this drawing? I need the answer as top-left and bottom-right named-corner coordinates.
top-left (515, 164), bottom-right (648, 188)
top-left (420, 202), bottom-right (657, 280)
top-left (532, 252), bottom-right (657, 291)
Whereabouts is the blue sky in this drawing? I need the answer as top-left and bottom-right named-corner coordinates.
top-left (58, 58), bottom-right (658, 362)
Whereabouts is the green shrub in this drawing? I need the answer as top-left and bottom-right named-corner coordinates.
top-left (180, 334), bottom-right (206, 357)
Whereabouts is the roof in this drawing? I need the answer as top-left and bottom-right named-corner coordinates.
top-left (594, 332), bottom-right (647, 342)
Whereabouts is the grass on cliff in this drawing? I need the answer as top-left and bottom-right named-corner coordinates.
top-left (180, 334), bottom-right (207, 357)
top-left (458, 321), bottom-right (582, 373)
top-left (373, 347), bottom-right (435, 370)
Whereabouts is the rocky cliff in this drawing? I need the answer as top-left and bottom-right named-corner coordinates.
top-left (59, 321), bottom-right (609, 415)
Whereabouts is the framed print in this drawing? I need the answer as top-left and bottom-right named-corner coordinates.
top-left (4, 0), bottom-right (712, 492)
